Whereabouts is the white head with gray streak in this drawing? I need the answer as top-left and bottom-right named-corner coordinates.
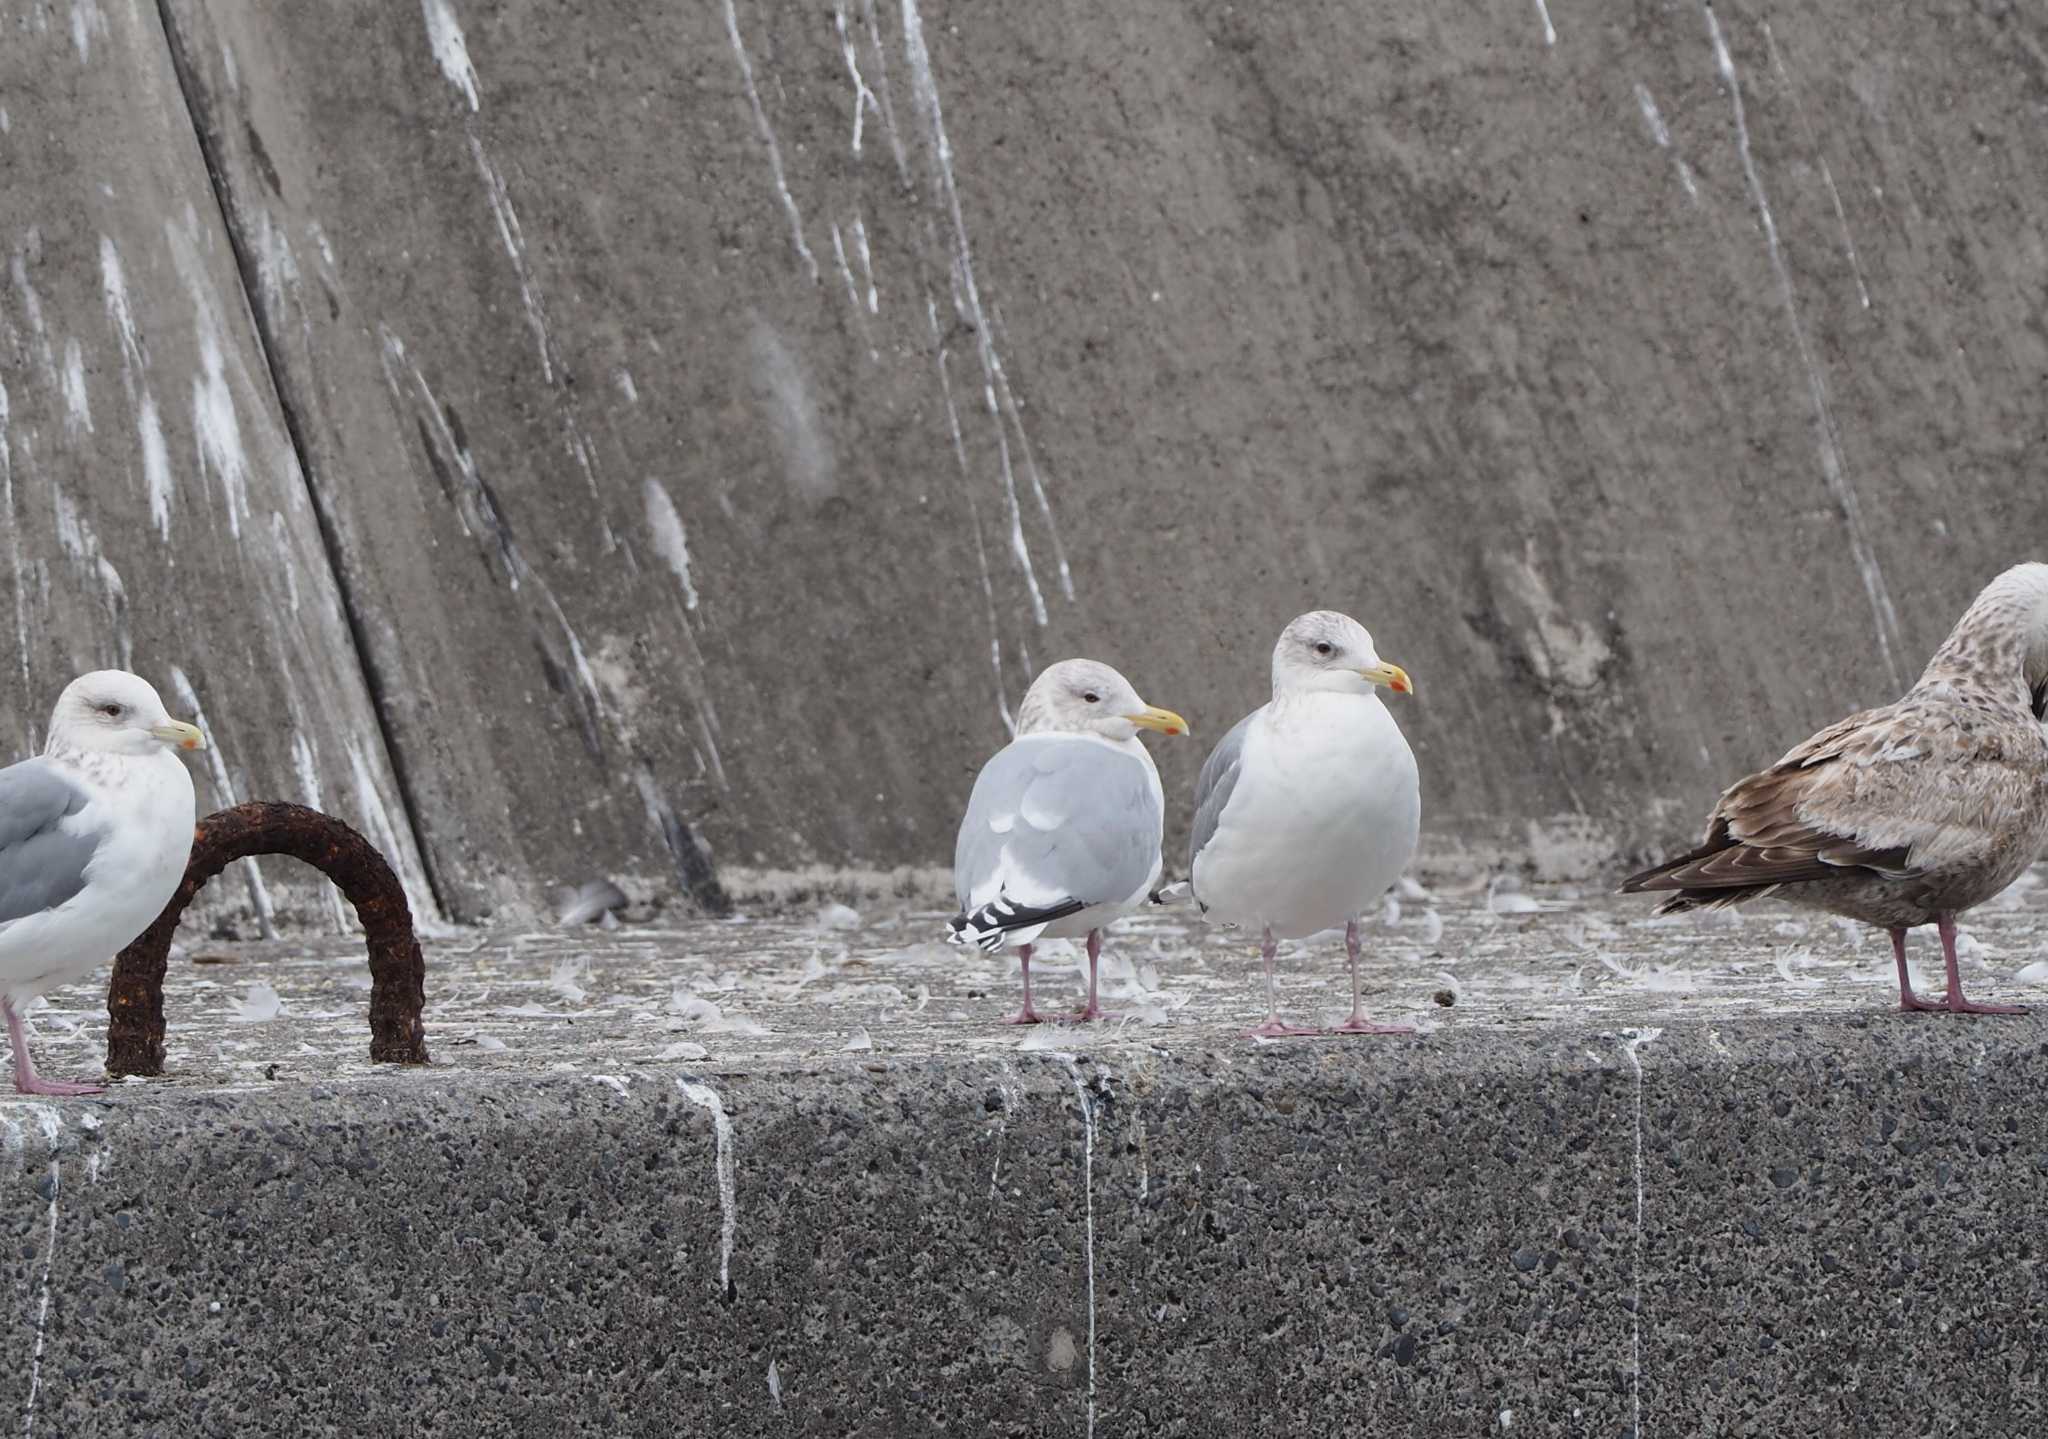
top-left (44, 671), bottom-right (205, 758)
top-left (1014, 659), bottom-right (1189, 743)
top-left (1916, 562), bottom-right (2048, 716)
top-left (1270, 611), bottom-right (1415, 700)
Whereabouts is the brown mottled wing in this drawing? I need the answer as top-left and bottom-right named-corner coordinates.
top-left (1623, 706), bottom-right (1936, 895)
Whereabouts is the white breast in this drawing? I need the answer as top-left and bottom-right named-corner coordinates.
top-left (1192, 691), bottom-right (1420, 938)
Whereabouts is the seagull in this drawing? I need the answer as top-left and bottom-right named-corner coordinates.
top-left (0, 671), bottom-right (204, 1094)
top-left (1189, 611), bottom-right (1418, 1038)
top-left (948, 660), bottom-right (1188, 1023)
top-left (1623, 561), bottom-right (2048, 1015)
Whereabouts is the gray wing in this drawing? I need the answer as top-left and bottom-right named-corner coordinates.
top-left (0, 760), bottom-right (98, 926)
top-left (1188, 711), bottom-right (1255, 876)
top-left (953, 737), bottom-right (1162, 914)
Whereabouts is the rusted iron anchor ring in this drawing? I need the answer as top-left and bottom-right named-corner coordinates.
top-left (106, 801), bottom-right (431, 1078)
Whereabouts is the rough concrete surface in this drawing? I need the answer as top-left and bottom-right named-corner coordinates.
top-left (0, 1), bottom-right (436, 929)
top-left (2, 877), bottom-right (2047, 1434)
top-left (12, 1), bottom-right (2048, 916)
top-left (9, 3), bottom-right (2048, 1434)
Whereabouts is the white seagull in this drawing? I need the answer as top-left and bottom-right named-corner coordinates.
top-left (1189, 612), bottom-right (1419, 1038)
top-left (948, 660), bottom-right (1189, 1023)
top-left (1624, 561), bottom-right (2048, 1015)
top-left (0, 671), bottom-right (204, 1094)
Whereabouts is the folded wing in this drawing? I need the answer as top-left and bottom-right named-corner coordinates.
top-left (0, 760), bottom-right (100, 930)
top-left (950, 737), bottom-right (1162, 950)
top-left (1186, 711), bottom-right (1253, 893)
top-left (1621, 704), bottom-right (2027, 910)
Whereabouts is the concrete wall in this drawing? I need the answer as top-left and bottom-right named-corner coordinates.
top-left (10, 0), bottom-right (2048, 916)
top-left (10, 1021), bottom-right (2047, 1436)
top-left (0, 0), bottom-right (435, 929)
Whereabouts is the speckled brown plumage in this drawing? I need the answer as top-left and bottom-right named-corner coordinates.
top-left (1623, 563), bottom-right (2048, 1013)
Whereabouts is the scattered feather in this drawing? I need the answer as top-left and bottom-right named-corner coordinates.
top-left (1953, 930), bottom-right (1998, 961)
top-left (556, 878), bottom-right (628, 927)
top-left (1598, 956), bottom-right (1697, 992)
top-left (816, 902), bottom-right (861, 930)
top-left (1770, 949), bottom-right (1825, 987)
top-left (1487, 877), bottom-right (1543, 916)
top-left (227, 982), bottom-right (284, 1023)
top-left (548, 956), bottom-right (591, 1005)
top-left (668, 992), bottom-right (771, 1036)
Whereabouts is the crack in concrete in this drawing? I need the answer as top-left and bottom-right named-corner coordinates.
top-left (147, 0), bottom-right (454, 922)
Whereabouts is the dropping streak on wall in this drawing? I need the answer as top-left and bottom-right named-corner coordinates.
top-left (6, 0), bottom-right (2048, 919)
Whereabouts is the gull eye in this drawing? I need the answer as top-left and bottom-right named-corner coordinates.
top-left (97, 703), bottom-right (124, 718)
top-left (1312, 641), bottom-right (1334, 658)
top-left (1081, 691), bottom-right (1100, 704)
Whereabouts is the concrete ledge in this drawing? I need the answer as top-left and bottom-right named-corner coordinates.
top-left (4, 886), bottom-right (2046, 1435)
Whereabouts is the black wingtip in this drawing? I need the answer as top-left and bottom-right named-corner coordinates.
top-left (947, 895), bottom-right (1086, 949)
top-left (1147, 879), bottom-right (1193, 907)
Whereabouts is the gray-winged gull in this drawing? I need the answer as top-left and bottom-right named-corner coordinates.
top-left (1624, 561), bottom-right (2048, 1015)
top-left (1189, 611), bottom-right (1418, 1038)
top-left (0, 671), bottom-right (203, 1093)
top-left (948, 659), bottom-right (1188, 1023)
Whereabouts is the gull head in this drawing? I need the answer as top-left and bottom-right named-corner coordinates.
top-left (1015, 659), bottom-right (1189, 742)
top-left (1271, 610), bottom-right (1413, 699)
top-left (1923, 562), bottom-right (2048, 718)
top-left (47, 670), bottom-right (206, 757)
top-left (2005, 562), bottom-right (2048, 718)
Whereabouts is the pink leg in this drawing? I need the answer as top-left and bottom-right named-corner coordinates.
top-left (1325, 918), bottom-right (1415, 1037)
top-left (1071, 931), bottom-right (1120, 1022)
top-left (1935, 916), bottom-right (2026, 1016)
top-left (1001, 944), bottom-right (1043, 1025)
top-left (3, 997), bottom-right (103, 1097)
top-left (1244, 928), bottom-right (1318, 1039)
top-left (1892, 928), bottom-right (1942, 1013)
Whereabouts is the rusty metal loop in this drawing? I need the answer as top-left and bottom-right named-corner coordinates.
top-left (106, 801), bottom-right (431, 1077)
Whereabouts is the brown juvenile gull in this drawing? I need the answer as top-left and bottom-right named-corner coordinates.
top-left (948, 660), bottom-right (1189, 1024)
top-left (1622, 562), bottom-right (2048, 1015)
top-left (1188, 611), bottom-right (1418, 1038)
top-left (0, 671), bottom-right (204, 1093)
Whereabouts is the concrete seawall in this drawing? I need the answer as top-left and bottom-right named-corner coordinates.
top-left (7, 8), bottom-right (2048, 1431)
top-left (8, 1), bottom-right (2048, 916)
top-left (5, 889), bottom-right (2046, 1436)
top-left (26, 1029), bottom-right (2047, 1437)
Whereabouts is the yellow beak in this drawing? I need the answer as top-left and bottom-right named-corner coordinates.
top-left (1126, 705), bottom-right (1191, 738)
top-left (1359, 661), bottom-right (1414, 696)
top-left (150, 720), bottom-right (207, 752)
